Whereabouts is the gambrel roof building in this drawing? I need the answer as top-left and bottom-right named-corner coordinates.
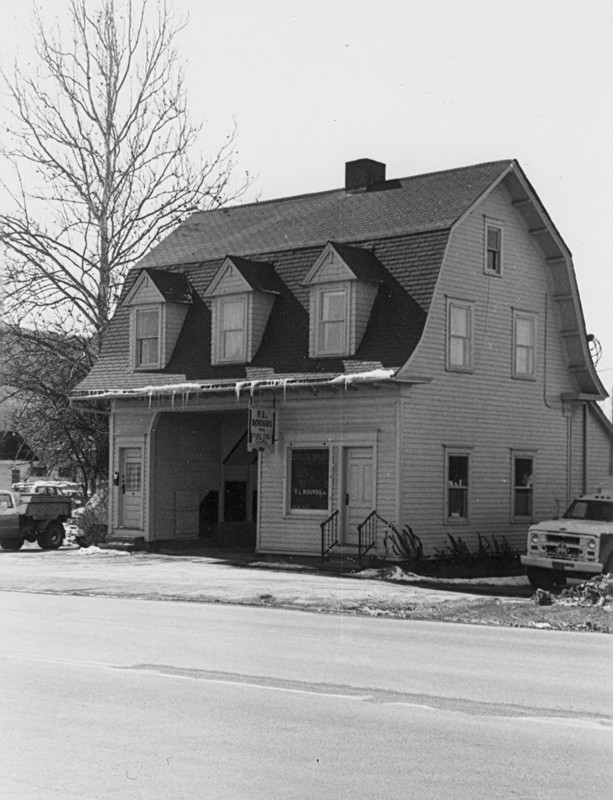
top-left (74, 158), bottom-right (612, 559)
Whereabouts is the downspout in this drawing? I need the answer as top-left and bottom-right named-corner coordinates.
top-left (582, 403), bottom-right (588, 494)
top-left (108, 402), bottom-right (114, 539)
top-left (566, 409), bottom-right (572, 505)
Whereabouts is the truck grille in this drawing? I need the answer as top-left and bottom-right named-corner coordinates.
top-left (543, 533), bottom-right (583, 560)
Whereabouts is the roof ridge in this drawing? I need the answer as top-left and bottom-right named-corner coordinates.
top-left (190, 159), bottom-right (515, 216)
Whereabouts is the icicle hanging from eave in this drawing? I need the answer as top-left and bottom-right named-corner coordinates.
top-left (73, 368), bottom-right (397, 404)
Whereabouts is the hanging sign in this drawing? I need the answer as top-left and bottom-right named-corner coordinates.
top-left (248, 406), bottom-right (276, 450)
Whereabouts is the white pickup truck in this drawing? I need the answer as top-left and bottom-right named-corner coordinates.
top-left (520, 492), bottom-right (613, 589)
top-left (0, 488), bottom-right (71, 551)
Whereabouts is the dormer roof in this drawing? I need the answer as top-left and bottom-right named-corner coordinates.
top-left (204, 256), bottom-right (281, 298)
top-left (124, 268), bottom-right (192, 305)
top-left (303, 242), bottom-right (384, 286)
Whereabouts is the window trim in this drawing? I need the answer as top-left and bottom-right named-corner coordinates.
top-left (444, 447), bottom-right (472, 524)
top-left (314, 286), bottom-right (349, 357)
top-left (446, 298), bottom-right (474, 373)
top-left (133, 305), bottom-right (161, 370)
top-left (512, 309), bottom-right (537, 380)
top-left (216, 295), bottom-right (247, 364)
top-left (484, 221), bottom-right (503, 276)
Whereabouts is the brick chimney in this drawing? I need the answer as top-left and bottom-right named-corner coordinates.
top-left (345, 158), bottom-right (386, 191)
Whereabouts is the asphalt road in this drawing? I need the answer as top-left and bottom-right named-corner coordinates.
top-left (1, 591), bottom-right (611, 799)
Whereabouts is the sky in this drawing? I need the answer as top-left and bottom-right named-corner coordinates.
top-left (0, 0), bottom-right (611, 414)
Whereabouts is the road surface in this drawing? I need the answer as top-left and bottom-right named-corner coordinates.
top-left (1, 591), bottom-right (611, 799)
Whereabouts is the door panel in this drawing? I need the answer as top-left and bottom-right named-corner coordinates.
top-left (119, 447), bottom-right (143, 529)
top-left (343, 447), bottom-right (374, 545)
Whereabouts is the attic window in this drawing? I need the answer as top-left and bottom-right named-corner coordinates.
top-left (218, 297), bottom-right (246, 362)
top-left (485, 223), bottom-right (502, 275)
top-left (135, 308), bottom-right (160, 368)
top-left (318, 289), bottom-right (347, 355)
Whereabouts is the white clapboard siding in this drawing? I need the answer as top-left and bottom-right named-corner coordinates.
top-left (258, 389), bottom-right (399, 556)
top-left (398, 183), bottom-right (581, 552)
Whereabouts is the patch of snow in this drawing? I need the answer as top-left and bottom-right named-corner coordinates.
top-left (248, 561), bottom-right (315, 571)
top-left (354, 566), bottom-right (529, 586)
top-left (70, 546), bottom-right (130, 556)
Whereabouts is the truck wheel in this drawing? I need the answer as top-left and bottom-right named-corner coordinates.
top-left (37, 521), bottom-right (65, 550)
top-left (0, 538), bottom-right (25, 551)
top-left (526, 567), bottom-right (556, 590)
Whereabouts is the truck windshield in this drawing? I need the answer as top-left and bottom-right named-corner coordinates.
top-left (563, 500), bottom-right (613, 522)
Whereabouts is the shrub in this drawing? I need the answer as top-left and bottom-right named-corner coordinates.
top-left (75, 489), bottom-right (108, 547)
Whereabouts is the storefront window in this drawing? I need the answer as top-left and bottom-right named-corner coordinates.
top-left (289, 448), bottom-right (329, 511)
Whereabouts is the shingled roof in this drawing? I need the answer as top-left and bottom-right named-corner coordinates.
top-left (74, 159), bottom-right (516, 398)
top-left (139, 160), bottom-right (512, 268)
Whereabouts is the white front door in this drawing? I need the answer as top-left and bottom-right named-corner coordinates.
top-left (343, 446), bottom-right (374, 545)
top-left (119, 447), bottom-right (143, 529)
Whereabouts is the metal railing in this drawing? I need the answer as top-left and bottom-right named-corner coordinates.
top-left (357, 510), bottom-right (378, 563)
top-left (321, 510), bottom-right (339, 561)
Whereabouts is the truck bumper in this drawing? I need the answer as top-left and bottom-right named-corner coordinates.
top-left (520, 554), bottom-right (603, 576)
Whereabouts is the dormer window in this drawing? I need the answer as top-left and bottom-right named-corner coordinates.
top-left (318, 288), bottom-right (347, 354)
top-left (123, 268), bottom-right (192, 372)
top-left (304, 242), bottom-right (382, 359)
top-left (135, 308), bottom-right (160, 367)
top-left (204, 256), bottom-right (278, 366)
top-left (219, 297), bottom-right (247, 362)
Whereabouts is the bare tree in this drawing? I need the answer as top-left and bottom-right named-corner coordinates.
top-left (0, 326), bottom-right (108, 490)
top-left (0, 0), bottom-right (249, 349)
top-left (0, 0), bottom-right (250, 484)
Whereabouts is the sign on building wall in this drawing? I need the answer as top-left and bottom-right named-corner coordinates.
top-left (248, 406), bottom-right (276, 450)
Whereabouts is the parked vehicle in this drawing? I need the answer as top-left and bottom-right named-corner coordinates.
top-left (520, 492), bottom-right (613, 589)
top-left (0, 488), bottom-right (72, 551)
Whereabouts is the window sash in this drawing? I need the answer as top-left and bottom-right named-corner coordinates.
top-left (447, 454), bottom-right (469, 520)
top-left (513, 456), bottom-right (533, 518)
top-left (514, 314), bottom-right (536, 377)
top-left (318, 290), bottom-right (346, 354)
top-left (486, 225), bottom-right (502, 273)
top-left (219, 298), bottom-right (245, 361)
top-left (135, 309), bottom-right (159, 367)
top-left (448, 303), bottom-right (472, 369)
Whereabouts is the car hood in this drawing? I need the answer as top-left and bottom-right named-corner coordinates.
top-left (530, 518), bottom-right (613, 536)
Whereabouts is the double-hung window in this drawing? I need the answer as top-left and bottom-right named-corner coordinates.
top-left (318, 289), bottom-right (347, 355)
top-left (513, 311), bottom-right (536, 379)
top-left (512, 454), bottom-right (534, 520)
top-left (485, 224), bottom-right (502, 275)
top-left (135, 308), bottom-right (160, 368)
top-left (446, 451), bottom-right (470, 522)
top-left (447, 300), bottom-right (473, 371)
top-left (219, 297), bottom-right (246, 362)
